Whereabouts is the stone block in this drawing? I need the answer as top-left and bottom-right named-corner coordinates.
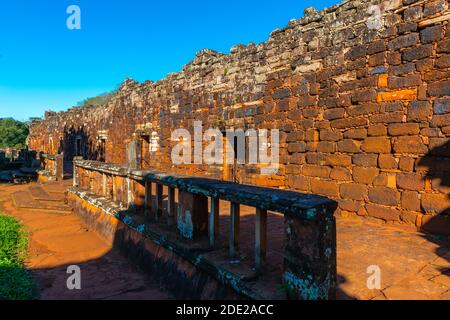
top-left (343, 128), bottom-right (367, 140)
top-left (177, 190), bottom-right (208, 239)
top-left (368, 124), bottom-right (387, 137)
top-left (397, 173), bottom-right (425, 191)
top-left (337, 139), bottom-right (361, 153)
top-left (284, 211), bottom-right (337, 300)
top-left (401, 191), bottom-right (421, 211)
top-left (352, 154), bottom-right (378, 167)
top-left (311, 178), bottom-right (339, 197)
top-left (353, 167), bottom-right (380, 184)
top-left (340, 183), bottom-right (368, 201)
top-left (365, 204), bottom-right (400, 221)
top-left (368, 187), bottom-right (400, 206)
top-left (407, 101), bottom-right (432, 121)
top-left (377, 89), bottom-right (417, 102)
top-left (422, 194), bottom-right (450, 214)
top-left (302, 165), bottom-right (331, 178)
top-left (428, 80), bottom-right (450, 97)
top-left (378, 154), bottom-right (398, 169)
top-left (388, 123), bottom-right (420, 136)
top-left (420, 25), bottom-right (443, 44)
top-left (361, 137), bottom-right (391, 154)
top-left (393, 136), bottom-right (428, 154)
top-left (330, 167), bottom-right (352, 181)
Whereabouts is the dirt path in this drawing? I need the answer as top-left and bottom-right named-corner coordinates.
top-left (0, 181), bottom-right (171, 300)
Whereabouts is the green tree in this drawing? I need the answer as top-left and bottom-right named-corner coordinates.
top-left (0, 118), bottom-right (29, 148)
top-left (78, 91), bottom-right (116, 107)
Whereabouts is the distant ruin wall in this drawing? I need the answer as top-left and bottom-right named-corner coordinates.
top-left (29, 0), bottom-right (450, 233)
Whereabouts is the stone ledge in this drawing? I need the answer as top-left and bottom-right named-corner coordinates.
top-left (75, 160), bottom-right (338, 222)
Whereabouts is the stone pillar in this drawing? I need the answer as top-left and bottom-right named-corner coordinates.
top-left (73, 156), bottom-right (83, 187)
top-left (55, 154), bottom-right (64, 181)
top-left (283, 206), bottom-right (337, 300)
top-left (126, 139), bottom-right (141, 170)
top-left (177, 190), bottom-right (208, 239)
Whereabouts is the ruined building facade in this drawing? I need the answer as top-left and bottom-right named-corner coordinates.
top-left (29, 0), bottom-right (450, 234)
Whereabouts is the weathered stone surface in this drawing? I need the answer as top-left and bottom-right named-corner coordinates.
top-left (423, 0), bottom-right (447, 17)
top-left (399, 157), bottom-right (415, 172)
top-left (324, 154), bottom-right (352, 166)
top-left (407, 101), bottom-right (432, 121)
top-left (340, 183), bottom-right (367, 201)
top-left (420, 26), bottom-right (443, 44)
top-left (401, 191), bottom-right (421, 212)
top-left (422, 194), bottom-right (450, 214)
top-left (288, 142), bottom-right (307, 153)
top-left (388, 123), bottom-right (420, 136)
top-left (365, 204), bottom-right (400, 221)
top-left (352, 154), bottom-right (378, 167)
top-left (393, 136), bottom-right (428, 154)
top-left (361, 137), bottom-right (391, 154)
top-left (397, 173), bottom-right (425, 191)
top-left (177, 190), bottom-right (209, 239)
top-left (368, 124), bottom-right (387, 137)
top-left (428, 80), bottom-right (450, 97)
top-left (402, 45), bottom-right (433, 61)
top-left (433, 98), bottom-right (450, 115)
top-left (368, 187), bottom-right (400, 206)
top-left (302, 164), bottom-right (330, 178)
top-left (337, 139), bottom-right (361, 153)
top-left (378, 154), bottom-right (398, 169)
top-left (287, 176), bottom-right (309, 191)
top-left (353, 167), bottom-right (379, 184)
top-left (429, 138), bottom-right (450, 157)
top-left (377, 89), bottom-right (417, 102)
top-left (343, 128), bottom-right (367, 140)
top-left (310, 178), bottom-right (339, 197)
top-left (388, 33), bottom-right (419, 50)
top-left (330, 167), bottom-right (352, 181)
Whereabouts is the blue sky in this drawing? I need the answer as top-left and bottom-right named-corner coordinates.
top-left (0, 0), bottom-right (338, 121)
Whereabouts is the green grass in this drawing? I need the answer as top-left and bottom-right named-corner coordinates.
top-left (0, 213), bottom-right (35, 300)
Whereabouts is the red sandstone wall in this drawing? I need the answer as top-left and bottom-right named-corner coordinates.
top-left (29, 0), bottom-right (450, 233)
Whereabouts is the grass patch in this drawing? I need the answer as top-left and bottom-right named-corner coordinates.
top-left (0, 213), bottom-right (35, 300)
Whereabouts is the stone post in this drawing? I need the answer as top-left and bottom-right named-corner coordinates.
top-left (73, 156), bottom-right (83, 187)
top-left (55, 153), bottom-right (64, 181)
top-left (177, 190), bottom-right (208, 239)
top-left (126, 139), bottom-right (141, 170)
top-left (283, 205), bottom-right (337, 300)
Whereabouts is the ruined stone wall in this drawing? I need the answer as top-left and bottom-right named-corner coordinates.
top-left (29, 0), bottom-right (450, 233)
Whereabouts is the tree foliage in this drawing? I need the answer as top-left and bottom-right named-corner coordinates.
top-left (78, 91), bottom-right (115, 107)
top-left (0, 118), bottom-right (29, 148)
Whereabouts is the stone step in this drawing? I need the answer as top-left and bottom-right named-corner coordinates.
top-left (41, 181), bottom-right (71, 194)
top-left (12, 190), bottom-right (71, 213)
top-left (28, 185), bottom-right (63, 202)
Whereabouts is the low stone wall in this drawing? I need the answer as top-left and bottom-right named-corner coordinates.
top-left (69, 160), bottom-right (338, 299)
top-left (67, 189), bottom-right (271, 300)
top-left (38, 154), bottom-right (65, 182)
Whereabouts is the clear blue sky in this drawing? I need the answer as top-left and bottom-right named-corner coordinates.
top-left (0, 0), bottom-right (338, 121)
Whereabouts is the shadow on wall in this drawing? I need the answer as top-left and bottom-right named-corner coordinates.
top-left (418, 139), bottom-right (450, 279)
top-left (58, 126), bottom-right (105, 162)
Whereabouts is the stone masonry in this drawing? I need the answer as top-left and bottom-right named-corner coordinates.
top-left (28, 0), bottom-right (450, 234)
